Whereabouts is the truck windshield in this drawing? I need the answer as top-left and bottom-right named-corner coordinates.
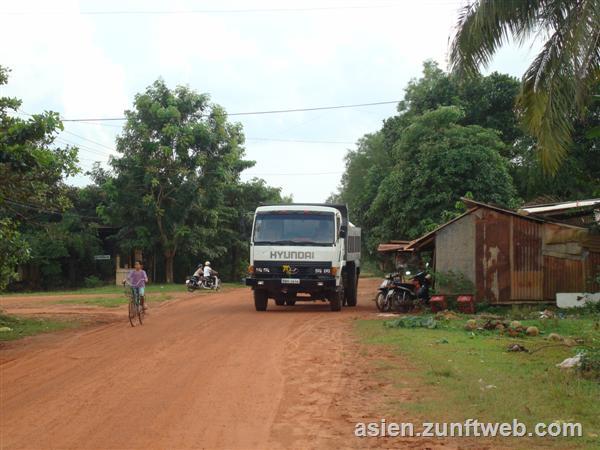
top-left (253, 212), bottom-right (335, 246)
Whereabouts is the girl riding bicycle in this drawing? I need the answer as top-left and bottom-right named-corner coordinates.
top-left (127, 261), bottom-right (148, 311)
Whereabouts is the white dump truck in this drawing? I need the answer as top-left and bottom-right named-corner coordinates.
top-left (245, 204), bottom-right (361, 311)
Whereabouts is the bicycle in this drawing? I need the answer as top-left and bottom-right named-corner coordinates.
top-left (124, 280), bottom-right (145, 327)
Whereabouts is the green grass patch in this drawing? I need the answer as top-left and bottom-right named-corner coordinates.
top-left (0, 313), bottom-right (79, 341)
top-left (356, 315), bottom-right (600, 447)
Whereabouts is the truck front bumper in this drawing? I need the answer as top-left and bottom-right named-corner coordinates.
top-left (245, 277), bottom-right (336, 291)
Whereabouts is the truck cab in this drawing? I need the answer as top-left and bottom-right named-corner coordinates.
top-left (245, 204), bottom-right (360, 311)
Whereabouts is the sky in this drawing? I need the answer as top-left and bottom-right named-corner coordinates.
top-left (0, 0), bottom-right (541, 202)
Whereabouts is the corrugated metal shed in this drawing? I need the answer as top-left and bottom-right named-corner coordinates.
top-left (406, 198), bottom-right (600, 304)
top-left (511, 215), bottom-right (543, 300)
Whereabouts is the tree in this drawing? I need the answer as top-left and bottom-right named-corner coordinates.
top-left (0, 66), bottom-right (79, 289)
top-left (511, 84), bottom-right (600, 200)
top-left (105, 79), bottom-right (253, 283)
top-left (367, 106), bottom-right (517, 244)
top-left (20, 186), bottom-right (104, 289)
top-left (449, 0), bottom-right (600, 172)
top-left (175, 178), bottom-right (288, 282)
top-left (331, 62), bottom-right (523, 242)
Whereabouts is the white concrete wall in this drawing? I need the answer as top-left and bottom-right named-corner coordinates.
top-left (435, 214), bottom-right (476, 291)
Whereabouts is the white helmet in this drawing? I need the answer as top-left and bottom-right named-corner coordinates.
top-left (205, 261), bottom-right (211, 266)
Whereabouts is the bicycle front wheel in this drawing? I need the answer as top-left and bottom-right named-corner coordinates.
top-left (128, 300), bottom-right (137, 327)
top-left (137, 301), bottom-right (144, 325)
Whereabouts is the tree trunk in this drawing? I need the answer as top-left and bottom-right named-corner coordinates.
top-left (165, 251), bottom-right (175, 284)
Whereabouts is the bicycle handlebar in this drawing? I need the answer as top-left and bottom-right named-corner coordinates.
top-left (123, 279), bottom-right (145, 288)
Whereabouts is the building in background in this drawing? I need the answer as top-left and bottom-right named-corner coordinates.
top-left (385, 198), bottom-right (600, 304)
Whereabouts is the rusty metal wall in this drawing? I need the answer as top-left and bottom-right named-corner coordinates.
top-left (475, 209), bottom-right (511, 303)
top-left (586, 251), bottom-right (600, 292)
top-left (511, 216), bottom-right (543, 300)
top-left (543, 256), bottom-right (585, 299)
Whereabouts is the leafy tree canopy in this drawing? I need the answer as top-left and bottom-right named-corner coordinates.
top-left (101, 79), bottom-right (255, 282)
top-left (0, 66), bottom-right (79, 289)
top-left (366, 106), bottom-right (517, 246)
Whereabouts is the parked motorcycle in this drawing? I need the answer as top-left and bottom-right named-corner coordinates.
top-left (376, 270), bottom-right (431, 313)
top-left (186, 272), bottom-right (220, 292)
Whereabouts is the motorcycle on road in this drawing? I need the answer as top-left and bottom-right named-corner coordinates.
top-left (186, 272), bottom-right (220, 292)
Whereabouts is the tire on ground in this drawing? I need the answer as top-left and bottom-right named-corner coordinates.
top-left (285, 299), bottom-right (296, 306)
top-left (254, 290), bottom-right (268, 311)
top-left (274, 296), bottom-right (285, 306)
top-left (329, 289), bottom-right (342, 311)
top-left (345, 265), bottom-right (358, 307)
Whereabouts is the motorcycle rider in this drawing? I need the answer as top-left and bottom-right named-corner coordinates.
top-left (191, 264), bottom-right (203, 285)
top-left (202, 261), bottom-right (219, 288)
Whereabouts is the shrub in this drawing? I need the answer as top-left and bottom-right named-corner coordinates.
top-left (579, 348), bottom-right (600, 380)
top-left (83, 275), bottom-right (103, 288)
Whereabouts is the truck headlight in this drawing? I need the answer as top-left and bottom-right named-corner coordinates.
top-left (255, 267), bottom-right (270, 273)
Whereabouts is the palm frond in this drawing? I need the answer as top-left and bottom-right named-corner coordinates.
top-left (449, 0), bottom-right (543, 75)
top-left (517, 0), bottom-right (600, 172)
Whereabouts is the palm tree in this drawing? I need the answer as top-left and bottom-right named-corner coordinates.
top-left (449, 0), bottom-right (600, 173)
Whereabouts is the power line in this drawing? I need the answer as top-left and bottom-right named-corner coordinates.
top-left (1, 197), bottom-right (100, 221)
top-left (63, 130), bottom-right (116, 151)
top-left (55, 138), bottom-right (113, 158)
top-left (2, 4), bottom-right (408, 16)
top-left (244, 171), bottom-right (343, 176)
top-left (59, 100), bottom-right (400, 122)
top-left (247, 137), bottom-right (353, 144)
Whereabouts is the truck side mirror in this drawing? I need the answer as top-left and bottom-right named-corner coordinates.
top-left (339, 225), bottom-right (347, 238)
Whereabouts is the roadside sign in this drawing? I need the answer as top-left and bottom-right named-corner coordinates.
top-left (94, 255), bottom-right (111, 260)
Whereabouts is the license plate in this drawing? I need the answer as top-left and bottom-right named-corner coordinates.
top-left (281, 278), bottom-right (300, 285)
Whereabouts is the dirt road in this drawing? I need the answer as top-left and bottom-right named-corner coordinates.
top-left (1, 281), bottom-right (450, 449)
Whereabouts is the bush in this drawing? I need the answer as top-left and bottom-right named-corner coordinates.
top-left (579, 348), bottom-right (600, 380)
top-left (83, 275), bottom-right (103, 288)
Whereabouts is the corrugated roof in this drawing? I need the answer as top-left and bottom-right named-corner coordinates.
top-left (519, 198), bottom-right (600, 215)
top-left (406, 198), bottom-right (588, 252)
top-left (377, 241), bottom-right (411, 252)
top-left (405, 209), bottom-right (474, 251)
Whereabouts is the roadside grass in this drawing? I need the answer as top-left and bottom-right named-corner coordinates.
top-left (1, 282), bottom-right (244, 297)
top-left (56, 292), bottom-right (174, 308)
top-left (356, 314), bottom-right (600, 448)
top-left (0, 313), bottom-right (79, 341)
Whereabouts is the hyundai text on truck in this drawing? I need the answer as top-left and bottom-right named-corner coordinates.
top-left (245, 204), bottom-right (361, 311)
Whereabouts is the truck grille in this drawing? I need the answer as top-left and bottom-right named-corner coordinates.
top-left (253, 261), bottom-right (332, 279)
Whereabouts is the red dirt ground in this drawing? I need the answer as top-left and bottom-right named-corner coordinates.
top-left (0, 280), bottom-right (488, 449)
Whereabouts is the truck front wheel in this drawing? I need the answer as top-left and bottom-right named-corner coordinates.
top-left (254, 290), bottom-right (268, 311)
top-left (329, 289), bottom-right (343, 311)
